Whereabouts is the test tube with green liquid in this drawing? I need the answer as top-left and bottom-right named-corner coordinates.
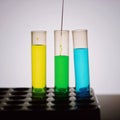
top-left (54, 30), bottom-right (69, 93)
top-left (31, 31), bottom-right (46, 94)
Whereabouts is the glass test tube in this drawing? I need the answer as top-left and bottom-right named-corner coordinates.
top-left (72, 29), bottom-right (90, 97)
top-left (54, 30), bottom-right (69, 93)
top-left (31, 31), bottom-right (46, 93)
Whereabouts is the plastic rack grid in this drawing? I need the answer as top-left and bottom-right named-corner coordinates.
top-left (0, 87), bottom-right (100, 119)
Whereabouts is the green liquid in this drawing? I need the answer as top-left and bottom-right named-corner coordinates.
top-left (55, 55), bottom-right (69, 93)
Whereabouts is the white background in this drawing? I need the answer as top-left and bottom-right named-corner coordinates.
top-left (0, 0), bottom-right (120, 94)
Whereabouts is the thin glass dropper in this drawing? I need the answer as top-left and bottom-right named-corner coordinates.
top-left (61, 0), bottom-right (64, 35)
top-left (60, 0), bottom-right (64, 55)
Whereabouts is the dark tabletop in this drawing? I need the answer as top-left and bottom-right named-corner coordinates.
top-left (97, 95), bottom-right (120, 120)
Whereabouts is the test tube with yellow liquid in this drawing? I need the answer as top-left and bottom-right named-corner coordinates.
top-left (31, 31), bottom-right (46, 94)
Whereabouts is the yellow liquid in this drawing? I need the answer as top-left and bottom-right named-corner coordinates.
top-left (32, 45), bottom-right (46, 91)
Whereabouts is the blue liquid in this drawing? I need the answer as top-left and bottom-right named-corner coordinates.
top-left (74, 48), bottom-right (90, 97)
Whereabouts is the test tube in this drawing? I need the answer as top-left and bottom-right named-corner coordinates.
top-left (54, 30), bottom-right (69, 93)
top-left (72, 29), bottom-right (90, 97)
top-left (31, 31), bottom-right (46, 93)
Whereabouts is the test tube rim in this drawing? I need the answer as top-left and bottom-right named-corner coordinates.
top-left (54, 30), bottom-right (69, 32)
top-left (72, 29), bottom-right (88, 33)
top-left (31, 30), bottom-right (47, 33)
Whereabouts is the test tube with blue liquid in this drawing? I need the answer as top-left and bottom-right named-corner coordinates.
top-left (72, 29), bottom-right (90, 97)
